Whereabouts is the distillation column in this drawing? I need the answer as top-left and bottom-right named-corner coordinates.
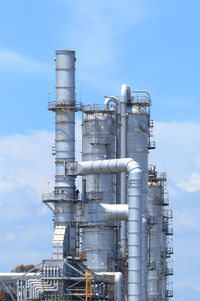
top-left (126, 92), bottom-right (151, 301)
top-left (81, 110), bottom-right (117, 271)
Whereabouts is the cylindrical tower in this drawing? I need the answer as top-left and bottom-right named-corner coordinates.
top-left (82, 110), bottom-right (117, 271)
top-left (147, 166), bottom-right (173, 301)
top-left (126, 94), bottom-right (151, 301)
top-left (55, 50), bottom-right (75, 197)
top-left (147, 168), bottom-right (164, 301)
top-left (44, 50), bottom-right (76, 257)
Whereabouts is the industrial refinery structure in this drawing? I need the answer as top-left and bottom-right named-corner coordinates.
top-left (0, 50), bottom-right (173, 301)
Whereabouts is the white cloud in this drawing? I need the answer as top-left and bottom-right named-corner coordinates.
top-left (37, 206), bottom-right (48, 217)
top-left (0, 131), bottom-right (54, 196)
top-left (178, 172), bottom-right (200, 193)
top-left (193, 284), bottom-right (200, 293)
top-left (175, 209), bottom-right (200, 230)
top-left (0, 121), bottom-right (82, 271)
top-left (6, 232), bottom-right (15, 241)
top-left (195, 154), bottom-right (200, 168)
top-left (0, 181), bottom-right (15, 193)
top-left (174, 282), bottom-right (192, 289)
top-left (150, 121), bottom-right (200, 191)
top-left (0, 48), bottom-right (47, 73)
top-left (58, 0), bottom-right (155, 90)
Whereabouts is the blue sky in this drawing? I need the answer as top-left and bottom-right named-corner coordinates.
top-left (0, 1), bottom-right (200, 300)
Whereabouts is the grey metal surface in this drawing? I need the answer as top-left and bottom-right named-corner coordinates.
top-left (82, 112), bottom-right (117, 271)
top-left (147, 182), bottom-right (163, 301)
top-left (104, 96), bottom-right (119, 111)
top-left (49, 50), bottom-right (76, 256)
top-left (100, 203), bottom-right (128, 221)
top-left (96, 272), bottom-right (122, 301)
top-left (120, 84), bottom-right (131, 256)
top-left (82, 227), bottom-right (115, 272)
top-left (127, 98), bottom-right (150, 301)
top-left (147, 168), bottom-right (173, 301)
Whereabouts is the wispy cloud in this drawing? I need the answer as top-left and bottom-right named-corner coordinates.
top-left (58, 0), bottom-right (155, 91)
top-left (0, 131), bottom-right (54, 196)
top-left (178, 172), bottom-right (200, 193)
top-left (175, 209), bottom-right (200, 230)
top-left (0, 48), bottom-right (47, 73)
top-left (6, 232), bottom-right (15, 241)
top-left (150, 121), bottom-right (200, 190)
top-left (0, 120), bottom-right (82, 271)
top-left (0, 130), bottom-right (54, 270)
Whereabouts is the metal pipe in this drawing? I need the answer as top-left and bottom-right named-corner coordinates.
top-left (120, 84), bottom-right (131, 255)
top-left (104, 96), bottom-right (119, 110)
top-left (133, 90), bottom-right (151, 98)
top-left (96, 272), bottom-right (122, 301)
top-left (142, 217), bottom-right (147, 301)
top-left (0, 273), bottom-right (41, 278)
top-left (76, 158), bottom-right (142, 301)
top-left (99, 203), bottom-right (128, 221)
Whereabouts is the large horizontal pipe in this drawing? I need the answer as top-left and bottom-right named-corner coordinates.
top-left (77, 158), bottom-right (138, 175)
top-left (0, 273), bottom-right (41, 278)
top-left (75, 203), bottom-right (128, 223)
top-left (77, 158), bottom-right (143, 301)
top-left (100, 203), bottom-right (128, 221)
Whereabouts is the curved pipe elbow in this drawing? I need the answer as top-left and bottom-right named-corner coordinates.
top-left (120, 84), bottom-right (131, 104)
top-left (104, 96), bottom-right (119, 110)
top-left (77, 158), bottom-right (141, 175)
